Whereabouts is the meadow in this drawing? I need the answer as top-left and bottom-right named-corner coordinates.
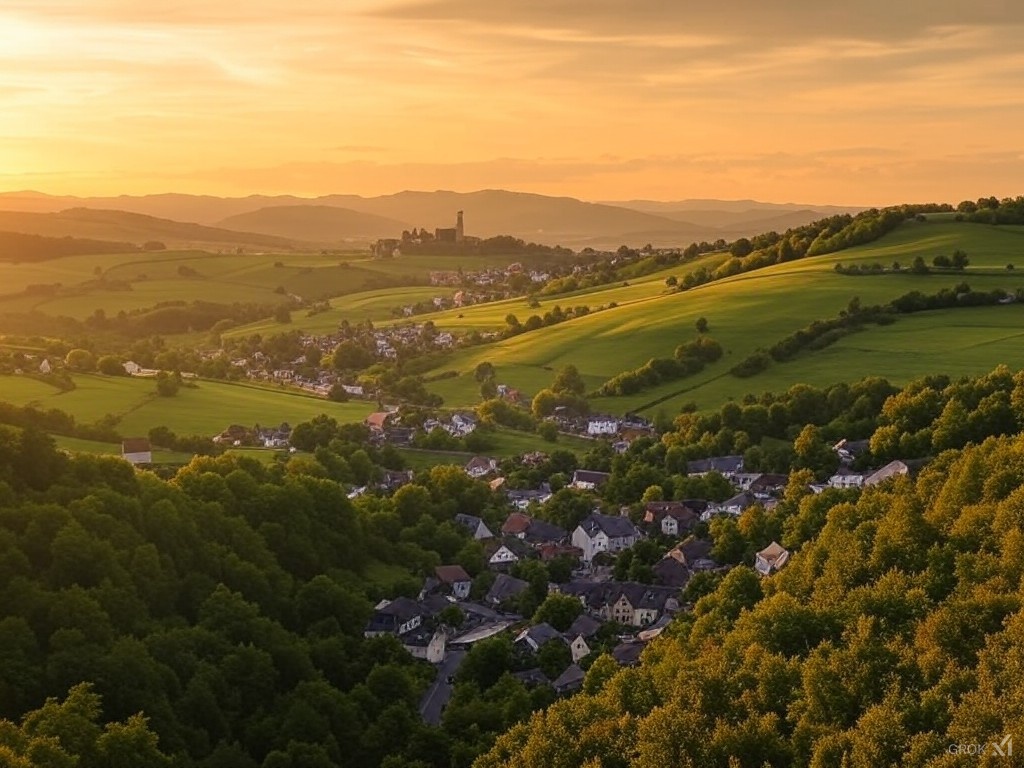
top-left (0, 247), bottom-right (527, 321)
top-left (0, 373), bottom-right (374, 436)
top-left (411, 221), bottom-right (1024, 413)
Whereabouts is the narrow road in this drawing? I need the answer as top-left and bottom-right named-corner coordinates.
top-left (418, 649), bottom-right (466, 726)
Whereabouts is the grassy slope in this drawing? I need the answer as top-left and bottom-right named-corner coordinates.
top-left (413, 221), bottom-right (1024, 413)
top-left (0, 373), bottom-right (374, 436)
top-left (51, 434), bottom-right (194, 464)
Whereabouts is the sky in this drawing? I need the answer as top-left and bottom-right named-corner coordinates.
top-left (1, 0), bottom-right (1023, 205)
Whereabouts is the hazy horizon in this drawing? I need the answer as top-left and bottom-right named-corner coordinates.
top-left (3, 1), bottom-right (1023, 204)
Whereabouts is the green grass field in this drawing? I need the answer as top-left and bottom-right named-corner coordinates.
top-left (407, 221), bottom-right (1024, 413)
top-left (0, 248), bottom-right (558, 322)
top-left (0, 373), bottom-right (374, 436)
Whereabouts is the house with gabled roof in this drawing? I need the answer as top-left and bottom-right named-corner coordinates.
top-left (552, 663), bottom-right (586, 694)
top-left (643, 501), bottom-right (697, 536)
top-left (862, 460), bottom-right (911, 487)
top-left (364, 597), bottom-right (424, 637)
top-left (564, 614), bottom-right (603, 663)
top-left (828, 466), bottom-right (867, 489)
top-left (706, 491), bottom-right (756, 519)
top-left (570, 469), bottom-right (611, 490)
top-left (686, 455), bottom-right (744, 478)
top-left (571, 512), bottom-right (643, 562)
top-left (485, 573), bottom-right (529, 607)
top-left (121, 438), bottom-right (152, 465)
top-left (754, 541), bottom-right (790, 576)
top-left (514, 622), bottom-right (566, 652)
top-left (464, 455), bottom-right (498, 479)
top-left (454, 513), bottom-right (494, 540)
top-left (434, 565), bottom-right (472, 600)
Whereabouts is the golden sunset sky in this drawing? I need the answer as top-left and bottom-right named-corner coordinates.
top-left (2, 0), bottom-right (1023, 204)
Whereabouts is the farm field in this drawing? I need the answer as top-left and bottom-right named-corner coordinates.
top-left (0, 373), bottom-right (374, 436)
top-left (412, 221), bottom-right (1024, 413)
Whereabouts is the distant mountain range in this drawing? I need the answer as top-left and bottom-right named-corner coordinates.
top-left (0, 190), bottom-right (867, 249)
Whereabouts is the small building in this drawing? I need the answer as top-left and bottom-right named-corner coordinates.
top-left (828, 467), bottom-right (867, 489)
top-left (863, 460), bottom-right (911, 487)
top-left (454, 513), bottom-right (494, 540)
top-left (485, 573), bottom-right (530, 607)
top-left (514, 623), bottom-right (566, 653)
top-left (587, 417), bottom-right (619, 436)
top-left (686, 455), bottom-right (744, 479)
top-left (364, 597), bottom-right (424, 637)
top-left (754, 541), bottom-right (790, 576)
top-left (552, 663), bottom-right (586, 694)
top-left (571, 469), bottom-right (611, 491)
top-left (121, 437), bottom-right (152, 465)
top-left (465, 456), bottom-right (498, 479)
top-left (434, 565), bottom-right (472, 600)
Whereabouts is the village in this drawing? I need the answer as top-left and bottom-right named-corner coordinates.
top-left (350, 430), bottom-right (919, 725)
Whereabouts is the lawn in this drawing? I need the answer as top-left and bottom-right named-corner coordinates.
top-left (0, 373), bottom-right (374, 436)
top-left (411, 221), bottom-right (1024, 414)
top-left (51, 434), bottom-right (194, 464)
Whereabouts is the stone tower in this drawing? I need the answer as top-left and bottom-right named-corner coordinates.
top-left (456, 210), bottom-right (464, 243)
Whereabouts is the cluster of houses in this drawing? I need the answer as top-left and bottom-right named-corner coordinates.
top-left (211, 423), bottom-right (294, 448)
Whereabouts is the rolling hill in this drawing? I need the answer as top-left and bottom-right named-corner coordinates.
top-left (0, 230), bottom-right (137, 262)
top-left (0, 190), bottom-right (863, 247)
top-left (394, 219), bottom-right (1024, 414)
top-left (0, 208), bottom-right (300, 249)
top-left (216, 205), bottom-right (409, 242)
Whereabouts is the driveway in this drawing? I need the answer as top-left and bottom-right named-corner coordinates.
top-left (418, 648), bottom-right (466, 726)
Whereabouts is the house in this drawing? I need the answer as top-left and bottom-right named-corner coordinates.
top-left (666, 538), bottom-right (717, 571)
top-left (611, 641), bottom-right (646, 667)
top-left (748, 473), bottom-right (789, 498)
top-left (586, 417), bottom-right (619, 436)
top-left (449, 412), bottom-right (478, 436)
top-left (364, 597), bottom-right (424, 637)
top-left (686, 455), bottom-right (744, 478)
top-left (454, 513), bottom-right (494, 540)
top-left (863, 460), bottom-right (910, 486)
top-left (732, 472), bottom-right (763, 491)
top-left (341, 384), bottom-right (364, 396)
top-left (564, 614), bottom-right (603, 663)
top-left (435, 565), bottom-right (472, 600)
top-left (38, 358), bottom-right (51, 374)
top-left (572, 513), bottom-right (643, 562)
top-left (558, 582), bottom-right (679, 627)
top-left (501, 512), bottom-right (533, 537)
top-left (121, 437), bottom-right (152, 465)
top-left (707, 492), bottom-right (756, 519)
top-left (380, 469), bottom-right (414, 491)
top-left (486, 537), bottom-right (532, 570)
top-left (402, 628), bottom-right (447, 663)
top-left (571, 469), bottom-right (611, 490)
top-left (754, 541), bottom-right (790, 576)
top-left (833, 438), bottom-right (870, 465)
top-left (552, 663), bottom-right (586, 694)
top-left (643, 501), bottom-right (697, 536)
top-left (637, 614), bottom-right (672, 641)
top-left (365, 412), bottom-right (395, 433)
top-left (514, 623), bottom-right (566, 652)
top-left (652, 556), bottom-right (691, 588)
top-left (539, 543), bottom-right (583, 563)
top-left (465, 456), bottom-right (498, 479)
top-left (522, 518), bottom-right (568, 546)
top-left (485, 573), bottom-right (529, 607)
top-left (507, 487), bottom-right (553, 511)
top-left (828, 467), bottom-right (867, 489)
top-left (123, 360), bottom-right (142, 376)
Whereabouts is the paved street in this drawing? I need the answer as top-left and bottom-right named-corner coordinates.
top-left (419, 649), bottom-right (466, 725)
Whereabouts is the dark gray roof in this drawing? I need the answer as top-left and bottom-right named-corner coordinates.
top-left (558, 581), bottom-right (678, 613)
top-left (677, 538), bottom-right (713, 564)
top-left (686, 455), bottom-right (744, 474)
top-left (365, 596), bottom-right (424, 633)
top-left (720, 491), bottom-right (756, 509)
top-left (653, 558), bottom-right (691, 588)
top-left (578, 512), bottom-right (640, 540)
top-left (565, 613), bottom-right (603, 639)
top-left (518, 622), bottom-right (566, 648)
top-left (524, 518), bottom-right (568, 544)
top-left (611, 641), bottom-right (646, 666)
top-left (552, 663), bottom-right (586, 693)
top-left (486, 573), bottom-right (530, 605)
top-left (572, 469), bottom-right (611, 486)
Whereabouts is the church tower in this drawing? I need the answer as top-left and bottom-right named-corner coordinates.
top-left (456, 210), bottom-right (464, 242)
